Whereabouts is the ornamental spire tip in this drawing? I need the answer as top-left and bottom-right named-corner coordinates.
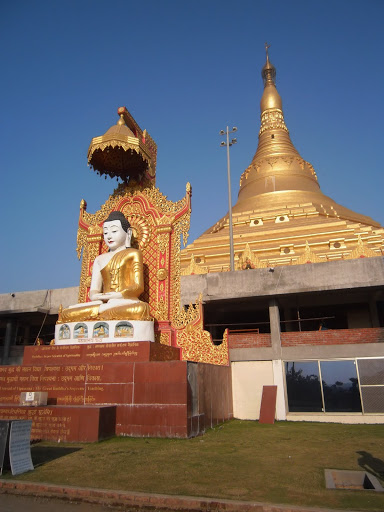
top-left (265, 42), bottom-right (271, 62)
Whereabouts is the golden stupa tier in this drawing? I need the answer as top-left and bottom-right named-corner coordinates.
top-left (181, 47), bottom-right (384, 274)
top-left (181, 203), bottom-right (384, 273)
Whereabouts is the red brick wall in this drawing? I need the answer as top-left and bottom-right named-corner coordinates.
top-left (281, 328), bottom-right (384, 346)
top-left (228, 328), bottom-right (384, 349)
top-left (228, 332), bottom-right (271, 349)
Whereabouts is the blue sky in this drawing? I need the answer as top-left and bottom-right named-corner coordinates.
top-left (1, 0), bottom-right (383, 293)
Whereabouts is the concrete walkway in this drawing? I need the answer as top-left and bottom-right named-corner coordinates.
top-left (0, 479), bottom-right (364, 512)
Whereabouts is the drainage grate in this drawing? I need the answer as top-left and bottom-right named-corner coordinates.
top-left (325, 469), bottom-right (384, 492)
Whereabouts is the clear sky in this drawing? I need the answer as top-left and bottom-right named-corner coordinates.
top-left (1, 0), bottom-right (383, 293)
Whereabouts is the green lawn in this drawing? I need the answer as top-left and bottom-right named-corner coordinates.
top-left (5, 420), bottom-right (384, 511)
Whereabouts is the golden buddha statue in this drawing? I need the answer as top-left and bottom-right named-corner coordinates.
top-left (59, 211), bottom-right (151, 323)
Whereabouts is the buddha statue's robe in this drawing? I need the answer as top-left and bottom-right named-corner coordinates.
top-left (59, 248), bottom-right (151, 323)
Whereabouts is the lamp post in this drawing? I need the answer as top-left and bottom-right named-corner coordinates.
top-left (220, 126), bottom-right (237, 272)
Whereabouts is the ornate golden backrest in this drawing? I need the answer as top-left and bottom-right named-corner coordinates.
top-left (75, 182), bottom-right (228, 365)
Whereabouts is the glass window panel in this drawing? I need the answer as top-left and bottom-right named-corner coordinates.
top-left (360, 387), bottom-right (384, 413)
top-left (285, 362), bottom-right (322, 412)
top-left (320, 361), bottom-right (362, 412)
top-left (357, 359), bottom-right (384, 385)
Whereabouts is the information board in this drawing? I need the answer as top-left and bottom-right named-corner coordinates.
top-left (0, 420), bottom-right (10, 475)
top-left (9, 420), bottom-right (34, 475)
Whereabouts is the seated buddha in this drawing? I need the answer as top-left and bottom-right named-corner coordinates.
top-left (59, 211), bottom-right (151, 323)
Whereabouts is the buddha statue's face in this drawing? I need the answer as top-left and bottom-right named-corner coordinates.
top-left (103, 220), bottom-right (127, 251)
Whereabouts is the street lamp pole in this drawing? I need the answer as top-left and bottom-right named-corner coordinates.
top-left (220, 126), bottom-right (237, 272)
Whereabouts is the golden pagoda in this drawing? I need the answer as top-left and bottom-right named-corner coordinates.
top-left (181, 46), bottom-right (384, 273)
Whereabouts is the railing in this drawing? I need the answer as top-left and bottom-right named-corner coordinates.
top-left (228, 328), bottom-right (260, 335)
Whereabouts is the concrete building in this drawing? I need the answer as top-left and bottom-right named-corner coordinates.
top-left (1, 255), bottom-right (384, 424)
top-left (0, 287), bottom-right (77, 364)
top-left (181, 257), bottom-right (384, 423)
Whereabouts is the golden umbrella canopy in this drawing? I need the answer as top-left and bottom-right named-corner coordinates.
top-left (87, 107), bottom-right (156, 185)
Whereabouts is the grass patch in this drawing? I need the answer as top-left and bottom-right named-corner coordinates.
top-left (4, 420), bottom-right (384, 511)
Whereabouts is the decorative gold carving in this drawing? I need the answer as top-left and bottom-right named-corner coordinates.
top-left (181, 255), bottom-right (208, 276)
top-left (259, 108), bottom-right (288, 135)
top-left (236, 244), bottom-right (267, 270)
top-left (345, 235), bottom-right (380, 260)
top-left (77, 244), bottom-right (89, 303)
top-left (155, 331), bottom-right (171, 346)
top-left (267, 157), bottom-right (279, 169)
top-left (295, 241), bottom-right (322, 265)
top-left (175, 297), bottom-right (229, 365)
top-left (88, 224), bottom-right (103, 235)
top-left (57, 305), bottom-right (63, 323)
top-left (157, 232), bottom-right (170, 254)
top-left (78, 241), bottom-right (101, 303)
top-left (76, 228), bottom-right (87, 260)
top-left (305, 160), bottom-right (318, 179)
top-left (157, 268), bottom-right (168, 281)
top-left (281, 156), bottom-right (294, 167)
top-left (239, 167), bottom-right (250, 187)
top-left (88, 138), bottom-right (151, 165)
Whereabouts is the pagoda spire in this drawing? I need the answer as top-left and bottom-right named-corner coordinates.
top-left (236, 45), bottom-right (320, 207)
top-left (262, 42), bottom-right (276, 86)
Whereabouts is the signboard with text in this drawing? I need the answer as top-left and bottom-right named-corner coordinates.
top-left (9, 420), bottom-right (34, 475)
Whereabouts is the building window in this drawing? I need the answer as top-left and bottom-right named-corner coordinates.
top-left (285, 358), bottom-right (384, 414)
top-left (320, 361), bottom-right (361, 413)
top-left (358, 358), bottom-right (384, 413)
top-left (285, 361), bottom-right (322, 412)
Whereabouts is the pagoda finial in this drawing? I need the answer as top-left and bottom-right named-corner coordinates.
top-left (261, 42), bottom-right (276, 87)
top-left (265, 42), bottom-right (271, 62)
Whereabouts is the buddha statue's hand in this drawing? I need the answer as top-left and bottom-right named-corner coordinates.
top-left (90, 291), bottom-right (123, 302)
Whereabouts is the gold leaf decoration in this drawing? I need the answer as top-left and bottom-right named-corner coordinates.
top-left (181, 255), bottom-right (208, 276)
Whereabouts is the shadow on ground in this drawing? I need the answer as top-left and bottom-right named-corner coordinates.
top-left (30, 444), bottom-right (82, 467)
top-left (357, 450), bottom-right (384, 480)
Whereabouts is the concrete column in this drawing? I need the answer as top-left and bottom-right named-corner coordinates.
top-left (269, 299), bottom-right (287, 420)
top-left (2, 318), bottom-right (16, 365)
top-left (269, 299), bottom-right (282, 359)
top-left (272, 360), bottom-right (287, 420)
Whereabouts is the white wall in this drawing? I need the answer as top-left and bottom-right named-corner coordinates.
top-left (231, 361), bottom-right (274, 420)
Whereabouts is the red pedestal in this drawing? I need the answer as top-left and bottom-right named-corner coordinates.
top-left (23, 341), bottom-right (180, 365)
top-left (0, 343), bottom-right (232, 441)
